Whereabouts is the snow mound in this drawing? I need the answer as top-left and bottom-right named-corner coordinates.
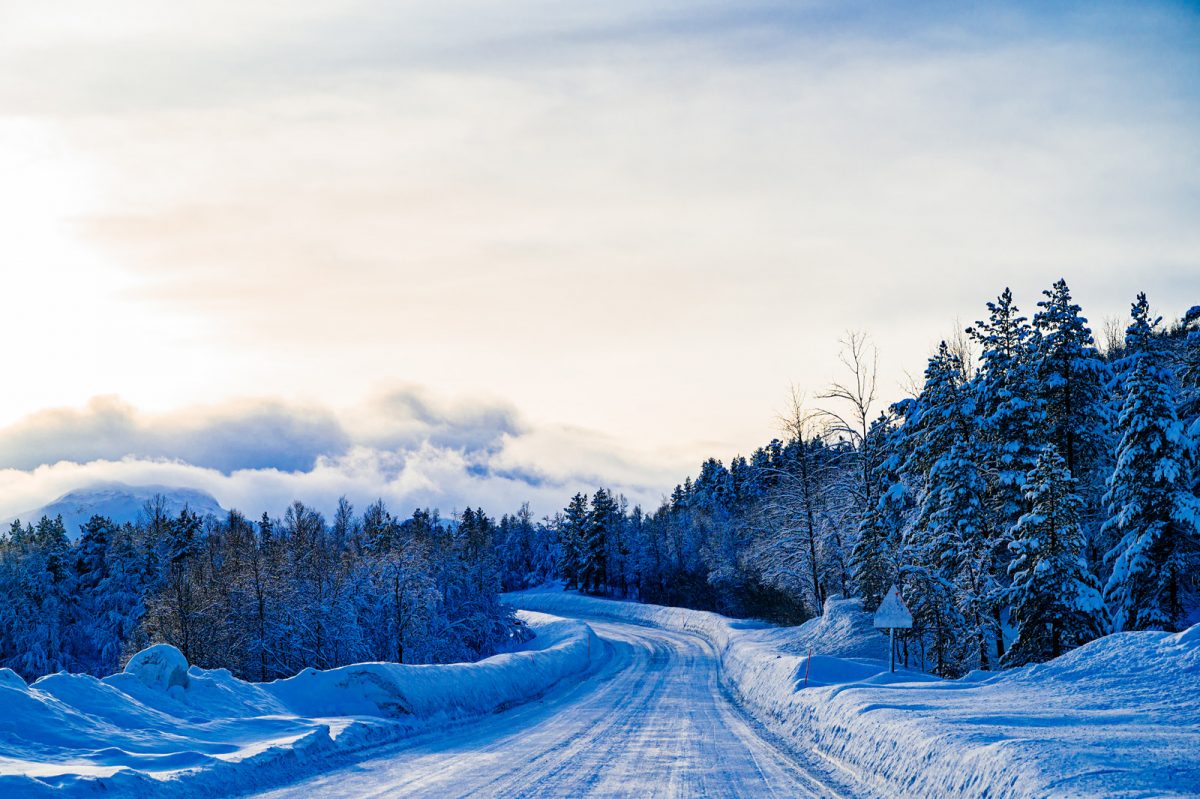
top-left (269, 616), bottom-right (595, 721)
top-left (777, 596), bottom-right (889, 660)
top-left (0, 669), bottom-right (26, 689)
top-left (125, 644), bottom-right (191, 691)
top-left (0, 611), bottom-right (600, 798)
top-left (512, 589), bottom-right (1200, 799)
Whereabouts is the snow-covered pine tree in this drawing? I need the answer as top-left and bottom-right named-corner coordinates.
top-left (898, 561), bottom-right (959, 675)
top-left (1032, 280), bottom-right (1108, 473)
top-left (583, 489), bottom-right (618, 593)
top-left (98, 524), bottom-right (149, 673)
top-left (1123, 292), bottom-right (1159, 358)
top-left (1103, 345), bottom-right (1200, 632)
top-left (1163, 305), bottom-right (1199, 500)
top-left (1004, 445), bottom-right (1108, 667)
top-left (901, 342), bottom-right (972, 478)
top-left (362, 499), bottom-right (396, 553)
top-left (966, 288), bottom-right (1046, 663)
top-left (71, 515), bottom-right (114, 674)
top-left (967, 288), bottom-right (1044, 527)
top-left (1031, 279), bottom-right (1110, 563)
top-left (557, 493), bottom-right (588, 590)
top-left (693, 457), bottom-right (747, 609)
top-left (898, 344), bottom-right (989, 675)
top-left (496, 510), bottom-right (528, 591)
top-left (1105, 293), bottom-right (1162, 424)
top-left (607, 494), bottom-right (633, 598)
top-left (8, 516), bottom-right (74, 678)
top-left (918, 442), bottom-right (994, 672)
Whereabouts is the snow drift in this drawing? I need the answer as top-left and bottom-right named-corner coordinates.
top-left (512, 589), bottom-right (1200, 799)
top-left (0, 611), bottom-right (598, 798)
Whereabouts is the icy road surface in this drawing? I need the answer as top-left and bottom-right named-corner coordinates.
top-left (252, 617), bottom-right (868, 799)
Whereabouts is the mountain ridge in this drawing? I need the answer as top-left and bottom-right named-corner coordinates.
top-left (9, 482), bottom-right (226, 539)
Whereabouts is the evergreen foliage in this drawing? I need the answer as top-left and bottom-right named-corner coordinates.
top-left (547, 282), bottom-right (1196, 675)
top-left (1103, 344), bottom-right (1200, 631)
top-left (1005, 445), bottom-right (1107, 666)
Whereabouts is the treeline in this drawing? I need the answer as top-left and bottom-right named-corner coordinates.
top-left (0, 498), bottom-right (557, 682)
top-left (2, 280), bottom-right (1196, 682)
top-left (556, 281), bottom-right (1200, 676)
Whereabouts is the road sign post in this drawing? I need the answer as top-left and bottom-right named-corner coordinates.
top-left (873, 584), bottom-right (913, 673)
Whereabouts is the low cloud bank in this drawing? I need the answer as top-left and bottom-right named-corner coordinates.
top-left (0, 388), bottom-right (678, 521)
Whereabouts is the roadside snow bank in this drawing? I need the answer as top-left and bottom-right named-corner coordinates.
top-left (0, 611), bottom-right (598, 798)
top-left (269, 614), bottom-right (595, 720)
top-left (512, 589), bottom-right (1200, 799)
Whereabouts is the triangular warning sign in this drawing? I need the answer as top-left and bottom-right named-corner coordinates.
top-left (873, 584), bottom-right (913, 629)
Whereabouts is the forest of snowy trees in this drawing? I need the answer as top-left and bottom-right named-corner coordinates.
top-left (553, 281), bottom-right (1200, 676)
top-left (0, 498), bottom-right (555, 681)
top-left (1, 279), bottom-right (1196, 681)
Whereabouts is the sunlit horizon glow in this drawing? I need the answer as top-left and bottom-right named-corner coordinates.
top-left (1, 0), bottom-right (1197, 519)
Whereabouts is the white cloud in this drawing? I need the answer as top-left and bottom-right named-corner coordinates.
top-left (0, 390), bottom-right (679, 521)
top-left (0, 1), bottom-right (1196, 487)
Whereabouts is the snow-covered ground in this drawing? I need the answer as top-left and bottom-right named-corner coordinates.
top-left (0, 612), bottom-right (597, 798)
top-left (3, 591), bottom-right (1196, 798)
top-left (514, 590), bottom-right (1200, 799)
top-left (251, 617), bottom-right (863, 798)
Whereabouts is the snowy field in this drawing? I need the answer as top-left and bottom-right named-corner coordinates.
top-left (1, 591), bottom-right (1196, 798)
top-left (0, 612), bottom-right (598, 798)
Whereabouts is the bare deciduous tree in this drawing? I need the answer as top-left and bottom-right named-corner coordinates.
top-left (819, 331), bottom-right (880, 511)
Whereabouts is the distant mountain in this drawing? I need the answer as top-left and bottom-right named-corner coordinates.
top-left (10, 483), bottom-right (226, 539)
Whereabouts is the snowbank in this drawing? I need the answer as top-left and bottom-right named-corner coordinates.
top-left (511, 589), bottom-right (1200, 799)
top-left (0, 611), bottom-right (599, 798)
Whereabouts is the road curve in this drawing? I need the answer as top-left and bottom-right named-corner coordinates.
top-left (251, 616), bottom-right (868, 798)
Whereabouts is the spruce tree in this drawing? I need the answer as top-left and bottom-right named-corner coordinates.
top-left (583, 489), bottom-right (617, 593)
top-left (98, 525), bottom-right (149, 673)
top-left (5, 516), bottom-right (75, 678)
top-left (557, 493), bottom-right (588, 590)
top-left (967, 288), bottom-right (1044, 524)
top-left (1107, 292), bottom-right (1162, 409)
top-left (1185, 311), bottom-right (1200, 497)
top-left (902, 341), bottom-right (972, 477)
top-left (899, 344), bottom-right (991, 674)
top-left (1103, 348), bottom-right (1200, 631)
top-left (1030, 279), bottom-right (1110, 561)
top-left (72, 515), bottom-right (115, 673)
top-left (1005, 445), bottom-right (1108, 666)
top-left (1122, 292), bottom-right (1158, 358)
top-left (1032, 280), bottom-right (1108, 472)
top-left (918, 442), bottom-right (994, 672)
top-left (967, 288), bottom-right (1044, 663)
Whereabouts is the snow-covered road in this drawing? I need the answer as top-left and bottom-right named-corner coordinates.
top-left (9, 594), bottom-right (1192, 799)
top-left (252, 617), bottom-right (867, 799)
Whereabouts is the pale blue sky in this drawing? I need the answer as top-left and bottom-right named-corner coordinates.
top-left (0, 0), bottom-right (1196, 517)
